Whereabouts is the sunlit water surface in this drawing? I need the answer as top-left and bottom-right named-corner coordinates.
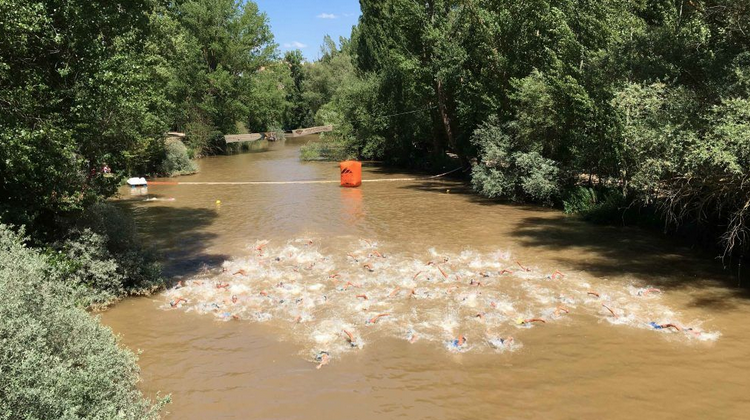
top-left (103, 136), bottom-right (750, 419)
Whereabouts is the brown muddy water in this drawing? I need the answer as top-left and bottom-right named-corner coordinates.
top-left (103, 136), bottom-right (750, 419)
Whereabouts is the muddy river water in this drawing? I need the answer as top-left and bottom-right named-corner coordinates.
top-left (103, 136), bottom-right (750, 419)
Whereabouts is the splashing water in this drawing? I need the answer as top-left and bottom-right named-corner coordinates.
top-left (162, 239), bottom-right (720, 366)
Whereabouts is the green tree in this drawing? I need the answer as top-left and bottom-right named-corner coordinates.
top-left (283, 49), bottom-right (313, 129)
top-left (167, 0), bottom-right (276, 142)
top-left (246, 62), bottom-right (293, 132)
top-left (0, 0), bottom-right (169, 239)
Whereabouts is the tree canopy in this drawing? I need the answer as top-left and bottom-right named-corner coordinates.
top-left (307, 0), bottom-right (750, 258)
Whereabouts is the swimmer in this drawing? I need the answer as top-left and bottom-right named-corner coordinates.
top-left (649, 322), bottom-right (681, 331)
top-left (347, 253), bottom-right (359, 262)
top-left (363, 263), bottom-right (374, 272)
top-left (587, 291), bottom-right (600, 298)
top-left (550, 270), bottom-right (565, 280)
top-left (170, 297), bottom-right (187, 308)
top-left (449, 335), bottom-right (467, 350)
top-left (216, 282), bottom-right (230, 289)
top-left (408, 331), bottom-right (419, 343)
top-left (344, 281), bottom-right (359, 290)
top-left (372, 250), bottom-right (385, 258)
top-left (220, 312), bottom-right (239, 321)
top-left (367, 313), bottom-right (390, 324)
top-left (553, 305), bottom-right (570, 317)
top-left (233, 269), bottom-right (247, 276)
top-left (259, 290), bottom-right (268, 296)
top-left (315, 351), bottom-right (330, 369)
top-left (601, 304), bottom-right (618, 318)
top-left (479, 271), bottom-right (491, 278)
top-left (685, 327), bottom-right (703, 338)
top-left (231, 295), bottom-right (238, 304)
top-left (488, 336), bottom-right (514, 349)
top-left (294, 315), bottom-right (302, 323)
top-left (427, 261), bottom-right (448, 278)
top-left (518, 318), bottom-right (546, 325)
top-left (356, 294), bottom-right (368, 300)
top-left (499, 269), bottom-right (514, 275)
top-left (638, 288), bottom-right (662, 296)
top-left (174, 280), bottom-right (185, 289)
top-left (475, 313), bottom-right (485, 322)
top-left (389, 287), bottom-right (401, 297)
top-left (328, 273), bottom-right (340, 280)
top-left (342, 329), bottom-right (360, 347)
top-left (515, 261), bottom-right (531, 272)
top-left (558, 294), bottom-right (575, 305)
top-left (470, 279), bottom-right (483, 287)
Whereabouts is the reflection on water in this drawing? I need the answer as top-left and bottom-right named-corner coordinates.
top-left (104, 136), bottom-right (750, 420)
top-left (340, 187), bottom-right (364, 226)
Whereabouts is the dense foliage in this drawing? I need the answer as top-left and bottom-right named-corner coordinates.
top-left (0, 0), bottom-right (291, 237)
top-left (308, 0), bottom-right (750, 258)
top-left (162, 0), bottom-right (282, 150)
top-left (49, 203), bottom-right (164, 309)
top-left (0, 2), bottom-right (283, 415)
top-left (0, 0), bottom-right (169, 239)
top-left (0, 225), bottom-right (166, 419)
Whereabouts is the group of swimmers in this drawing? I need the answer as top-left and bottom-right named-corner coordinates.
top-left (163, 240), bottom-right (714, 368)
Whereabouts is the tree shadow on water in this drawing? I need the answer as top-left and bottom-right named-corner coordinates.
top-left (510, 215), bottom-right (750, 308)
top-left (116, 201), bottom-right (229, 280)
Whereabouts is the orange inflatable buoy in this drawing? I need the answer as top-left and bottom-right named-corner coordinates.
top-left (339, 160), bottom-right (362, 188)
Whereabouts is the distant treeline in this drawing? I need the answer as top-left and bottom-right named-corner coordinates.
top-left (303, 0), bottom-right (750, 261)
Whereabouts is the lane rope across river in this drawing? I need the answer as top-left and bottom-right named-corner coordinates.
top-left (147, 167), bottom-right (465, 186)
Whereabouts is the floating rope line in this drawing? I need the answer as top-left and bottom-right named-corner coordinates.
top-left (148, 167), bottom-right (464, 186)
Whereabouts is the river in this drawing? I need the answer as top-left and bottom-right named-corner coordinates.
top-left (102, 136), bottom-right (750, 419)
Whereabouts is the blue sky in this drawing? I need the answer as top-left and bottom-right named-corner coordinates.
top-left (254, 0), bottom-right (362, 61)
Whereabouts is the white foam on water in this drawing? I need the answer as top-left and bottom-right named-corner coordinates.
top-left (161, 239), bottom-right (721, 365)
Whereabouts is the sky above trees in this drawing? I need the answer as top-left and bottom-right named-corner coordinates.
top-left (255, 0), bottom-right (361, 61)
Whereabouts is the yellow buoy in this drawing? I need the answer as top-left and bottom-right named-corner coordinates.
top-left (215, 200), bottom-right (221, 205)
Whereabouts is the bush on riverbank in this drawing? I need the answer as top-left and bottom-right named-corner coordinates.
top-left (159, 139), bottom-right (198, 176)
top-left (470, 117), bottom-right (561, 205)
top-left (0, 225), bottom-right (167, 419)
top-left (49, 203), bottom-right (164, 309)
